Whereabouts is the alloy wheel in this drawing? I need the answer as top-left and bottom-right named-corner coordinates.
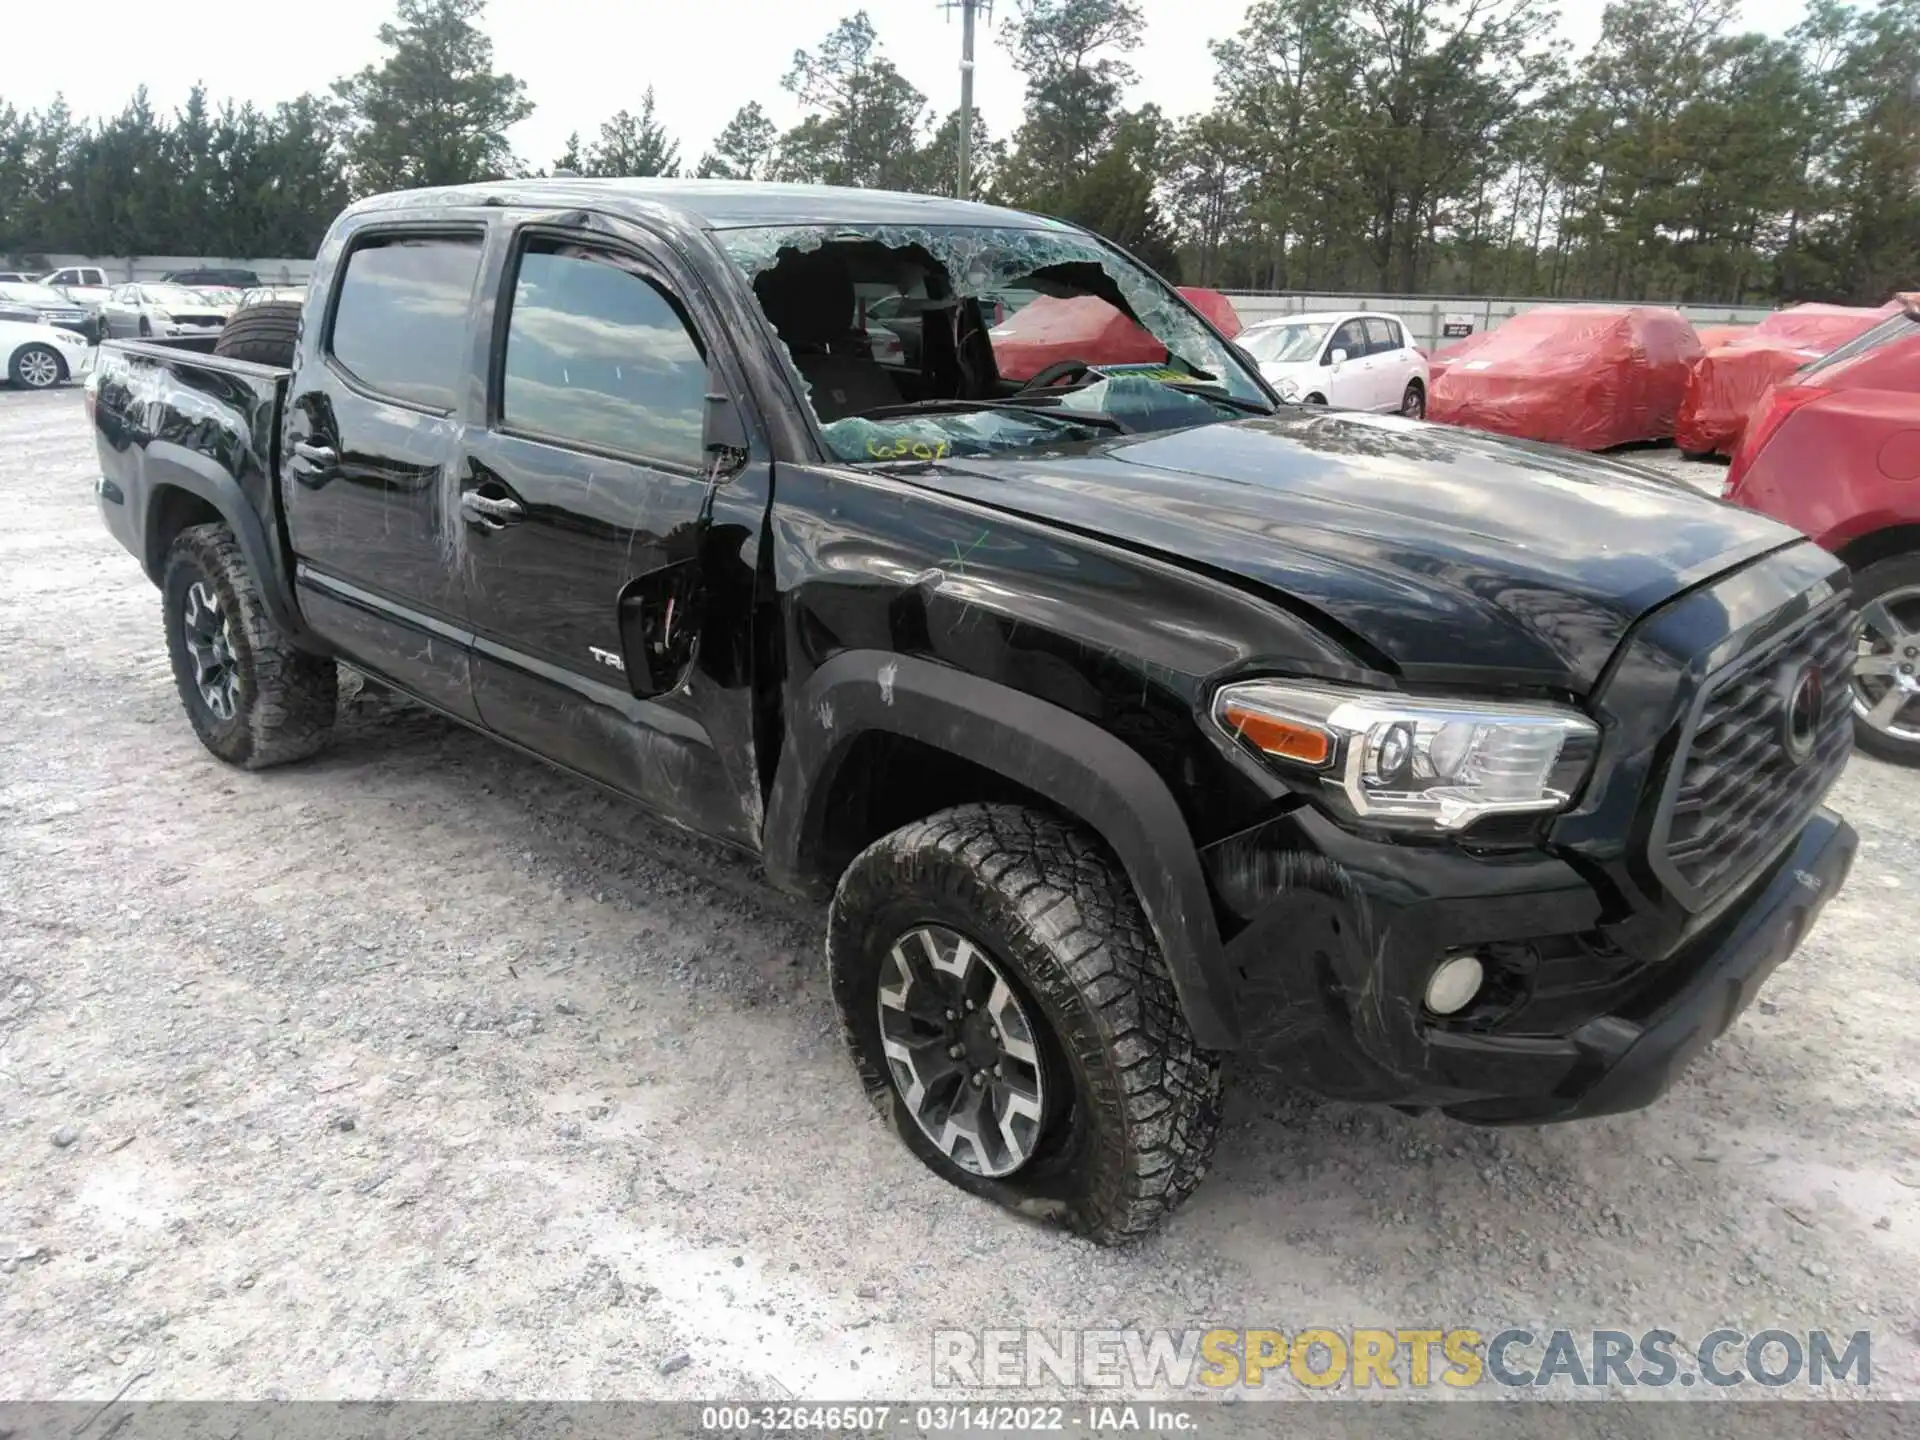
top-left (1854, 585), bottom-right (1920, 744)
top-left (876, 924), bottom-right (1047, 1178)
top-left (181, 580), bottom-right (241, 722)
top-left (16, 347), bottom-right (60, 389)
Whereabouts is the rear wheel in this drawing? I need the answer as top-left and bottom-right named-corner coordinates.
top-left (162, 523), bottom-right (337, 769)
top-left (828, 803), bottom-right (1223, 1244)
top-left (214, 301), bottom-right (302, 367)
top-left (9, 344), bottom-right (65, 389)
top-left (1400, 380), bottom-right (1425, 418)
top-left (1850, 554), bottom-right (1920, 765)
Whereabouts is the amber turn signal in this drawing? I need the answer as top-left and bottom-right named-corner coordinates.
top-left (1220, 703), bottom-right (1332, 766)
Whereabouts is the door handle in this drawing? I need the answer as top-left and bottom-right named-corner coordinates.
top-left (291, 440), bottom-right (337, 466)
top-left (287, 439), bottom-right (338, 489)
top-left (460, 490), bottom-right (525, 531)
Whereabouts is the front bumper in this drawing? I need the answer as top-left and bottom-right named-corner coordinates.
top-left (1213, 807), bottom-right (1854, 1123)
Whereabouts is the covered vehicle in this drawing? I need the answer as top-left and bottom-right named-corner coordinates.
top-left (1723, 299), bottom-right (1920, 764)
top-left (989, 286), bottom-right (1240, 382)
top-left (1425, 327), bottom-right (1496, 386)
top-left (1676, 302), bottom-right (1898, 458)
top-left (1430, 305), bottom-right (1703, 450)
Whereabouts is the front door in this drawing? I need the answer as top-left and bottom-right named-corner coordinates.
top-left (455, 228), bottom-right (767, 846)
top-left (283, 225), bottom-right (488, 722)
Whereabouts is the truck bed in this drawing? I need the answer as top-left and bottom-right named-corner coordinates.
top-left (89, 338), bottom-right (302, 635)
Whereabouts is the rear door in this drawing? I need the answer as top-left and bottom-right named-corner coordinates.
top-left (1363, 318), bottom-right (1409, 410)
top-left (283, 225), bottom-right (488, 722)
top-left (453, 223), bottom-right (768, 846)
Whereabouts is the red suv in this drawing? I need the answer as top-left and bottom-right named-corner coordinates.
top-left (1724, 301), bottom-right (1920, 764)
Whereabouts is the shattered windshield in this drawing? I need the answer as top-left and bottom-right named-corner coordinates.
top-left (716, 222), bottom-right (1269, 465)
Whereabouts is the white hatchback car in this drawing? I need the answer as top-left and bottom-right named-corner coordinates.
top-left (1239, 311), bottom-right (1430, 417)
top-left (1, 313), bottom-right (94, 389)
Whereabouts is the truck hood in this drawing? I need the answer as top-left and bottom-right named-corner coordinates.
top-left (893, 410), bottom-right (1803, 691)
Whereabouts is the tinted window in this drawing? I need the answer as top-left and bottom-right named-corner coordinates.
top-left (1330, 320), bottom-right (1367, 359)
top-left (330, 235), bottom-right (482, 411)
top-left (501, 244), bottom-right (708, 465)
top-left (1362, 318), bottom-right (1395, 354)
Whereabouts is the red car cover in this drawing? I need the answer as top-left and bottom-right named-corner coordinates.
top-left (1693, 324), bottom-right (1750, 350)
top-left (1429, 306), bottom-right (1703, 450)
top-left (1427, 329), bottom-right (1496, 386)
top-left (1675, 302), bottom-right (1899, 457)
top-left (990, 287), bottom-right (1242, 382)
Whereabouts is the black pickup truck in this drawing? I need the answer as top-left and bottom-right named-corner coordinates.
top-left (86, 180), bottom-right (1858, 1243)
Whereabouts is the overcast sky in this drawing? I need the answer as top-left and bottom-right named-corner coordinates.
top-left (5, 0), bottom-right (1814, 170)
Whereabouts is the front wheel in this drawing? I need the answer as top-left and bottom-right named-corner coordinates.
top-left (1851, 554), bottom-right (1920, 765)
top-left (828, 804), bottom-right (1223, 1244)
top-left (9, 344), bottom-right (65, 390)
top-left (162, 523), bottom-right (338, 769)
top-left (1401, 381), bottom-right (1426, 418)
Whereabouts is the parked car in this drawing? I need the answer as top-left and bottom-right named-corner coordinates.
top-left (87, 180), bottom-right (1855, 1241)
top-left (0, 271), bottom-right (40, 285)
top-left (96, 283), bottom-right (229, 340)
top-left (1, 309), bottom-right (94, 388)
top-left (40, 264), bottom-right (113, 308)
top-left (1723, 301), bottom-right (1920, 764)
top-left (1677, 302), bottom-right (1895, 458)
top-left (1431, 305), bottom-right (1702, 449)
top-left (0, 281), bottom-right (96, 340)
top-left (1425, 327), bottom-right (1496, 386)
top-left (161, 267), bottom-right (262, 290)
top-left (1237, 310), bottom-right (1429, 416)
top-left (236, 285), bottom-right (307, 308)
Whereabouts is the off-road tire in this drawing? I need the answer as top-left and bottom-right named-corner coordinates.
top-left (161, 523), bottom-right (336, 768)
top-left (828, 803), bottom-right (1223, 1244)
top-left (9, 343), bottom-right (65, 389)
top-left (213, 301), bottom-right (302, 367)
top-left (1850, 553), bottom-right (1920, 766)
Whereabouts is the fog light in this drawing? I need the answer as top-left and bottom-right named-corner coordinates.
top-left (1424, 953), bottom-right (1485, 1015)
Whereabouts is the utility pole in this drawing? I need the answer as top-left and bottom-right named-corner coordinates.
top-left (941, 0), bottom-right (991, 201)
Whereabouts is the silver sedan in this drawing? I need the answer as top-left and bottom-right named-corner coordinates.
top-left (97, 284), bottom-right (230, 341)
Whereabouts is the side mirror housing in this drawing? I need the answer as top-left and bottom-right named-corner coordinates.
top-left (1328, 348), bottom-right (1348, 367)
top-left (703, 369), bottom-right (749, 464)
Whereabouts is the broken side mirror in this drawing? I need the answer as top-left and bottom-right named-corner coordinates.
top-left (703, 369), bottom-right (749, 471)
top-left (617, 558), bottom-right (703, 700)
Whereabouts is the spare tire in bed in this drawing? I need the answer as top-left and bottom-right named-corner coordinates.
top-left (213, 301), bottom-right (303, 367)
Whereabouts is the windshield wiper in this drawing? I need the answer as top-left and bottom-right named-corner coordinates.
top-left (856, 398), bottom-right (1130, 432)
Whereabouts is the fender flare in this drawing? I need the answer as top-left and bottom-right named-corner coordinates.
top-left (139, 441), bottom-right (317, 648)
top-left (763, 650), bottom-right (1242, 1049)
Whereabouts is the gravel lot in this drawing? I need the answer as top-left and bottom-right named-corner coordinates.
top-left (2, 384), bottom-right (1916, 1404)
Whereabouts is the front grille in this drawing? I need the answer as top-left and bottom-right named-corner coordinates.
top-left (1657, 597), bottom-right (1853, 907)
top-left (47, 309), bottom-right (85, 323)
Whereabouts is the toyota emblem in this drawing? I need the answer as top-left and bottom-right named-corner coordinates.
top-left (1780, 661), bottom-right (1823, 764)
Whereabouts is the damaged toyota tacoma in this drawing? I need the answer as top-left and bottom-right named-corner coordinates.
top-left (86, 181), bottom-right (1858, 1243)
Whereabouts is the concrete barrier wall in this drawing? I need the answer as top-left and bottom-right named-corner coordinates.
top-left (13, 255), bottom-right (315, 285)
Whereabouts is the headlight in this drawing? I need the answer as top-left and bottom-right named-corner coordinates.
top-left (152, 310), bottom-right (173, 322)
top-left (1213, 680), bottom-right (1599, 832)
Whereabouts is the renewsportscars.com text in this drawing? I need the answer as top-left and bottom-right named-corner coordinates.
top-left (932, 1326), bottom-right (1872, 1391)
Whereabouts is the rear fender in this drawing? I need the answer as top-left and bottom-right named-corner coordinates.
top-left (140, 444), bottom-right (317, 648)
